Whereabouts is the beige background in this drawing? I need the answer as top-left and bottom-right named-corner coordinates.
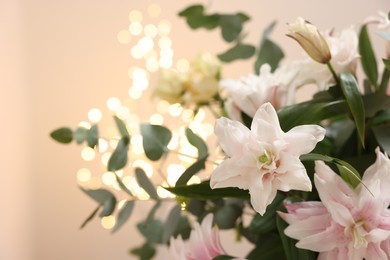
top-left (1, 0), bottom-right (389, 259)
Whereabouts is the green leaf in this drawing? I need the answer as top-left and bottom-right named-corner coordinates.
top-left (130, 242), bottom-right (156, 260)
top-left (379, 59), bottom-right (390, 94)
top-left (74, 127), bottom-right (88, 144)
top-left (237, 12), bottom-right (250, 22)
top-left (178, 4), bottom-right (204, 17)
top-left (372, 125), bottom-right (390, 154)
top-left (300, 153), bottom-right (362, 189)
top-left (255, 39), bottom-right (284, 73)
top-left (135, 167), bottom-right (159, 200)
top-left (246, 233), bottom-right (286, 260)
top-left (114, 173), bottom-right (133, 197)
top-left (359, 24), bottom-right (378, 88)
top-left (112, 200), bottom-right (135, 233)
top-left (137, 219), bottom-right (164, 244)
top-left (141, 124), bottom-right (172, 161)
top-left (172, 215), bottom-right (192, 240)
top-left (108, 137), bottom-right (129, 171)
top-left (249, 193), bottom-right (284, 234)
top-left (185, 128), bottom-right (208, 158)
top-left (278, 100), bottom-right (346, 131)
top-left (372, 109), bottom-right (390, 125)
top-left (175, 157), bottom-right (207, 186)
top-left (178, 5), bottom-right (219, 30)
top-left (340, 73), bottom-right (366, 147)
top-left (383, 59), bottom-right (390, 72)
top-left (162, 205), bottom-right (181, 243)
top-left (363, 93), bottom-right (390, 117)
top-left (219, 14), bottom-right (243, 42)
top-left (80, 188), bottom-right (117, 217)
top-left (213, 256), bottom-right (235, 260)
top-left (80, 205), bottom-right (100, 229)
top-left (50, 127), bottom-right (73, 144)
top-left (255, 21), bottom-right (284, 73)
top-left (214, 203), bottom-right (242, 229)
top-left (218, 43), bottom-right (255, 62)
top-left (188, 14), bottom-right (220, 30)
top-left (165, 181), bottom-right (249, 200)
top-left (87, 125), bottom-right (99, 148)
top-left (114, 115), bottom-right (130, 138)
top-left (276, 214), bottom-right (317, 260)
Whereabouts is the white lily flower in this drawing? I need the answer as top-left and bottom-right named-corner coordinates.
top-left (210, 102), bottom-right (325, 215)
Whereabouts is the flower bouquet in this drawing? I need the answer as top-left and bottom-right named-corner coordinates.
top-left (50, 4), bottom-right (390, 260)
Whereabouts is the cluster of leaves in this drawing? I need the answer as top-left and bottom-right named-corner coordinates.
top-left (179, 4), bottom-right (284, 74)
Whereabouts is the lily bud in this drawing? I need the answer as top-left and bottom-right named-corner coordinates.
top-left (287, 17), bottom-right (331, 64)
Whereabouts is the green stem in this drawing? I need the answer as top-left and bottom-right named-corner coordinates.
top-left (327, 62), bottom-right (339, 84)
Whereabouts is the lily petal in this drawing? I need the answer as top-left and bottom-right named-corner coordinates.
top-left (214, 117), bottom-right (253, 157)
top-left (284, 124), bottom-right (326, 155)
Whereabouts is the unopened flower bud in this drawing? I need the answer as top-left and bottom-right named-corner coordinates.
top-left (287, 17), bottom-right (331, 64)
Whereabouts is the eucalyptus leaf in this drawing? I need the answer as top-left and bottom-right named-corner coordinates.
top-left (74, 127), bottom-right (88, 144)
top-left (175, 157), bottom-right (207, 186)
top-left (359, 24), bottom-right (378, 88)
top-left (218, 43), bottom-right (255, 62)
top-left (165, 181), bottom-right (249, 200)
top-left (162, 204), bottom-right (181, 243)
top-left (372, 125), bottom-right (390, 154)
top-left (50, 127), bottom-right (73, 144)
top-left (255, 21), bottom-right (284, 73)
top-left (255, 38), bottom-right (284, 73)
top-left (340, 73), bottom-right (366, 147)
top-left (137, 219), bottom-right (164, 244)
top-left (114, 173), bottom-right (133, 197)
top-left (87, 125), bottom-right (99, 148)
top-left (135, 167), bottom-right (159, 200)
top-left (178, 4), bottom-right (204, 18)
top-left (80, 188), bottom-right (117, 217)
top-left (141, 124), bottom-right (172, 161)
top-left (219, 14), bottom-right (243, 42)
top-left (112, 200), bottom-right (135, 233)
top-left (130, 242), bottom-right (156, 260)
top-left (172, 215), bottom-right (192, 240)
top-left (188, 14), bottom-right (220, 30)
top-left (114, 115), bottom-right (130, 138)
top-left (80, 205), bottom-right (100, 229)
top-left (108, 137), bottom-right (129, 171)
top-left (185, 128), bottom-right (208, 158)
top-left (214, 203), bottom-right (242, 229)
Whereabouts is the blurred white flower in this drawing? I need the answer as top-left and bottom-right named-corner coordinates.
top-left (154, 69), bottom-right (186, 104)
top-left (221, 63), bottom-right (299, 121)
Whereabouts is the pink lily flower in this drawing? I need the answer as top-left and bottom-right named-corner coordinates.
top-left (169, 213), bottom-right (227, 260)
top-left (279, 148), bottom-right (390, 260)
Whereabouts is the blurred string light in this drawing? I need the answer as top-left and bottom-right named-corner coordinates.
top-left (78, 4), bottom-right (216, 229)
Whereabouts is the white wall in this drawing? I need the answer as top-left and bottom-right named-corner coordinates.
top-left (1, 0), bottom-right (388, 259)
top-left (0, 1), bottom-right (33, 260)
